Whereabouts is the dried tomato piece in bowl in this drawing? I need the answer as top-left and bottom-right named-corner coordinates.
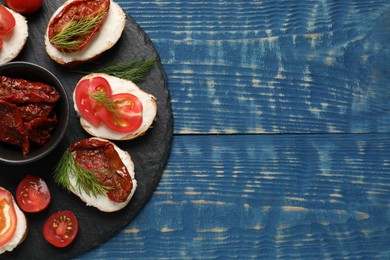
top-left (0, 75), bottom-right (60, 155)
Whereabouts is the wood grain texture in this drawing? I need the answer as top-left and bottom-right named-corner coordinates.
top-left (77, 134), bottom-right (390, 259)
top-left (119, 0), bottom-right (390, 134)
top-left (74, 0), bottom-right (389, 259)
top-left (1, 0), bottom-right (385, 258)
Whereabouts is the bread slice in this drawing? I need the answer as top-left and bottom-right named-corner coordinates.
top-left (0, 187), bottom-right (27, 255)
top-left (67, 138), bottom-right (137, 212)
top-left (44, 0), bottom-right (126, 66)
top-left (0, 7), bottom-right (28, 64)
top-left (74, 73), bottom-right (157, 140)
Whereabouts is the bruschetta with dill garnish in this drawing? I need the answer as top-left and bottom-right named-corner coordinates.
top-left (54, 137), bottom-right (137, 212)
top-left (44, 0), bottom-right (126, 66)
top-left (73, 73), bottom-right (157, 140)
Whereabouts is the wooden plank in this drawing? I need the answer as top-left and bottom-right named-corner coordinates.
top-left (77, 134), bottom-right (390, 259)
top-left (116, 0), bottom-right (390, 134)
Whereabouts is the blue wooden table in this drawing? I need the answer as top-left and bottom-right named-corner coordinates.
top-left (77, 0), bottom-right (390, 258)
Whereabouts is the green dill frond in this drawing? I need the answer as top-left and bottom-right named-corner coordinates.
top-left (50, 10), bottom-right (106, 52)
top-left (74, 58), bottom-right (156, 82)
top-left (90, 90), bottom-right (121, 116)
top-left (53, 149), bottom-right (112, 198)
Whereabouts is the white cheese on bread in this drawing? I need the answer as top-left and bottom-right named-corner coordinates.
top-left (74, 73), bottom-right (157, 140)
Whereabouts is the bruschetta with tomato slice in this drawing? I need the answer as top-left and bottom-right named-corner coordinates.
top-left (0, 5), bottom-right (28, 64)
top-left (0, 187), bottom-right (27, 255)
top-left (44, 0), bottom-right (126, 66)
top-left (73, 73), bottom-right (157, 140)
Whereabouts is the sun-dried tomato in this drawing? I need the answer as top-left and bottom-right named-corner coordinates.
top-left (0, 76), bottom-right (60, 155)
top-left (70, 138), bottom-right (133, 202)
top-left (0, 76), bottom-right (60, 103)
top-left (25, 115), bottom-right (58, 145)
top-left (47, 0), bottom-right (110, 53)
top-left (0, 100), bottom-right (30, 155)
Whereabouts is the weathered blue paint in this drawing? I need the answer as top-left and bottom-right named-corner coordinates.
top-left (118, 0), bottom-right (390, 134)
top-left (76, 0), bottom-right (390, 259)
top-left (78, 135), bottom-right (390, 259)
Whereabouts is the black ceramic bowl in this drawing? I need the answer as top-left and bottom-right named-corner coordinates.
top-left (0, 61), bottom-right (69, 164)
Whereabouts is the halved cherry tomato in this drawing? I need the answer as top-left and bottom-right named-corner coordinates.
top-left (74, 76), bottom-right (112, 126)
top-left (0, 188), bottom-right (17, 247)
top-left (43, 210), bottom-right (78, 248)
top-left (97, 93), bottom-right (143, 133)
top-left (5, 0), bottom-right (43, 15)
top-left (0, 5), bottom-right (16, 35)
top-left (16, 175), bottom-right (51, 213)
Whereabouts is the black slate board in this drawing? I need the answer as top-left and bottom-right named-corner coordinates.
top-left (0, 1), bottom-right (173, 259)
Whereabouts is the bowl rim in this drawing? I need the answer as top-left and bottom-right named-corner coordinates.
top-left (0, 61), bottom-right (70, 164)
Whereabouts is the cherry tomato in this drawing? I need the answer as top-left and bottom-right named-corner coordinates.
top-left (0, 5), bottom-right (16, 35)
top-left (0, 188), bottom-right (17, 247)
top-left (16, 175), bottom-right (51, 213)
top-left (5, 0), bottom-right (43, 15)
top-left (74, 76), bottom-right (112, 126)
top-left (98, 93), bottom-right (143, 133)
top-left (43, 211), bottom-right (78, 248)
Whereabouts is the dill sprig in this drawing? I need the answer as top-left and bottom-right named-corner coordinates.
top-left (53, 149), bottom-right (112, 198)
top-left (90, 90), bottom-right (121, 115)
top-left (50, 10), bottom-right (106, 52)
top-left (75, 58), bottom-right (156, 82)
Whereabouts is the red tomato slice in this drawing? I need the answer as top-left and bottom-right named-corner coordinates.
top-left (16, 175), bottom-right (51, 213)
top-left (0, 188), bottom-right (17, 247)
top-left (98, 93), bottom-right (143, 133)
top-left (0, 38), bottom-right (3, 50)
top-left (74, 76), bottom-right (112, 126)
top-left (5, 0), bottom-right (43, 15)
top-left (43, 211), bottom-right (78, 248)
top-left (0, 5), bottom-right (16, 35)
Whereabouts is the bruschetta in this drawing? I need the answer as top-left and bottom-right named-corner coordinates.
top-left (54, 137), bottom-right (137, 212)
top-left (0, 187), bottom-right (27, 254)
top-left (73, 73), bottom-right (157, 140)
top-left (0, 5), bottom-right (28, 64)
top-left (44, 0), bottom-right (126, 66)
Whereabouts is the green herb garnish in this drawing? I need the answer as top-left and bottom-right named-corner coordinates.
top-left (90, 90), bottom-right (121, 115)
top-left (89, 89), bottom-right (125, 125)
top-left (75, 58), bottom-right (156, 82)
top-left (50, 10), bottom-right (106, 52)
top-left (54, 149), bottom-right (112, 198)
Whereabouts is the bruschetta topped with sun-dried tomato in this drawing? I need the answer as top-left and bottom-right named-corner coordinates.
top-left (45, 0), bottom-right (126, 66)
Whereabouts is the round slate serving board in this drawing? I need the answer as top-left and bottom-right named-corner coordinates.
top-left (0, 1), bottom-right (172, 259)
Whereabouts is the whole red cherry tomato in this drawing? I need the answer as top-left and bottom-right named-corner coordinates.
top-left (6, 0), bottom-right (43, 15)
